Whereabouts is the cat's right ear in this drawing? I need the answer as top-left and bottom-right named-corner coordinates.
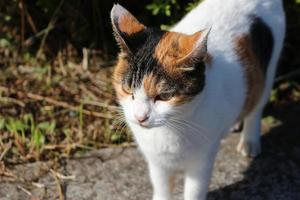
top-left (111, 4), bottom-right (147, 53)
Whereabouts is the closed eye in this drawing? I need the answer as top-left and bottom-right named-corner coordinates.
top-left (154, 93), bottom-right (173, 102)
top-left (122, 84), bottom-right (132, 95)
top-left (122, 84), bottom-right (135, 100)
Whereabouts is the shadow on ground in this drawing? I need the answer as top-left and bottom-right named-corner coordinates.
top-left (208, 102), bottom-right (300, 200)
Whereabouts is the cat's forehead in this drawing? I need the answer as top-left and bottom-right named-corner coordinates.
top-left (124, 30), bottom-right (199, 86)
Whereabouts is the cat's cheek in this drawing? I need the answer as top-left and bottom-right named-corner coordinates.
top-left (119, 98), bottom-right (135, 121)
top-left (154, 101), bottom-right (174, 116)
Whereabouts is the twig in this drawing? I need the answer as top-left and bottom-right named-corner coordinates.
top-left (0, 86), bottom-right (112, 119)
top-left (0, 142), bottom-right (12, 161)
top-left (82, 48), bottom-right (89, 70)
top-left (18, 0), bottom-right (25, 51)
top-left (24, 27), bottom-right (55, 47)
top-left (98, 143), bottom-right (136, 148)
top-left (44, 143), bottom-right (95, 150)
top-left (24, 5), bottom-right (37, 33)
top-left (51, 170), bottom-right (65, 200)
top-left (79, 84), bottom-right (99, 101)
top-left (37, 0), bottom-right (64, 59)
top-left (32, 182), bottom-right (45, 188)
top-left (26, 92), bottom-right (112, 118)
top-left (43, 142), bottom-right (136, 151)
top-left (17, 185), bottom-right (32, 196)
top-left (0, 161), bottom-right (16, 179)
top-left (81, 99), bottom-right (118, 111)
top-left (57, 51), bottom-right (67, 76)
top-left (275, 68), bottom-right (300, 82)
top-left (50, 169), bottom-right (75, 180)
top-left (0, 96), bottom-right (25, 107)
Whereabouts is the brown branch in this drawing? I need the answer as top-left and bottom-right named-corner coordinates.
top-left (0, 96), bottom-right (25, 107)
top-left (37, 0), bottom-right (65, 59)
top-left (275, 68), bottom-right (300, 83)
top-left (51, 169), bottom-right (65, 200)
top-left (0, 142), bottom-right (12, 161)
top-left (24, 5), bottom-right (37, 33)
top-left (0, 86), bottom-right (112, 119)
top-left (18, 0), bottom-right (25, 51)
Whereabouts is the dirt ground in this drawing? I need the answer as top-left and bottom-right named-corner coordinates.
top-left (1, 102), bottom-right (300, 200)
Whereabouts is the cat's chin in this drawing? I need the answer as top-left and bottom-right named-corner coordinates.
top-left (130, 120), bottom-right (165, 129)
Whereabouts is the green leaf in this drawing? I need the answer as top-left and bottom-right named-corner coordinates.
top-left (165, 5), bottom-right (171, 16)
top-left (32, 129), bottom-right (45, 149)
top-left (0, 38), bottom-right (11, 48)
top-left (152, 7), bottom-right (160, 15)
top-left (0, 118), bottom-right (5, 130)
top-left (13, 120), bottom-right (28, 131)
top-left (37, 122), bottom-right (51, 130)
top-left (160, 24), bottom-right (172, 31)
top-left (263, 116), bottom-right (276, 125)
top-left (4, 15), bottom-right (11, 22)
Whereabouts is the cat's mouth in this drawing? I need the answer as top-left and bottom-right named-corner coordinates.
top-left (133, 120), bottom-right (163, 129)
top-left (139, 122), bottom-right (151, 128)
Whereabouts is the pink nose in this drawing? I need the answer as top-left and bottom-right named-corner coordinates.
top-left (134, 114), bottom-right (149, 123)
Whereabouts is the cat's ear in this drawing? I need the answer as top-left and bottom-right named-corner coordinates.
top-left (176, 28), bottom-right (211, 69)
top-left (111, 4), bottom-right (147, 53)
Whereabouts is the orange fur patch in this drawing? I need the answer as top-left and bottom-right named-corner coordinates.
top-left (154, 31), bottom-right (202, 76)
top-left (169, 174), bottom-right (175, 193)
top-left (143, 73), bottom-right (159, 98)
top-left (118, 13), bottom-right (145, 35)
top-left (113, 55), bottom-right (131, 99)
top-left (235, 35), bottom-right (265, 118)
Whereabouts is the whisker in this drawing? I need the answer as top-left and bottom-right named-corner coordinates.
top-left (167, 110), bottom-right (210, 133)
top-left (168, 118), bottom-right (210, 142)
top-left (165, 122), bottom-right (193, 146)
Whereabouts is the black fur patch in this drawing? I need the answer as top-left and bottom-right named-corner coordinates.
top-left (249, 16), bottom-right (274, 75)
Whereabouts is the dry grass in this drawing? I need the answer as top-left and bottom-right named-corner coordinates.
top-left (0, 46), bottom-right (132, 164)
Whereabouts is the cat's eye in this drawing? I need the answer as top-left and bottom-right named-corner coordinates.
top-left (154, 93), bottom-right (173, 102)
top-left (122, 84), bottom-right (132, 95)
top-left (121, 84), bottom-right (134, 100)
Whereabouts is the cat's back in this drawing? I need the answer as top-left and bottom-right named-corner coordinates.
top-left (172, 0), bottom-right (285, 74)
top-left (172, 0), bottom-right (285, 38)
top-left (172, 0), bottom-right (285, 127)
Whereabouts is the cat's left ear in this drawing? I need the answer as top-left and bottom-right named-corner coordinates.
top-left (176, 28), bottom-right (211, 67)
top-left (111, 4), bottom-right (147, 53)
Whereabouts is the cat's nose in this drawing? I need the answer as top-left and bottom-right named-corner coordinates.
top-left (134, 114), bottom-right (149, 123)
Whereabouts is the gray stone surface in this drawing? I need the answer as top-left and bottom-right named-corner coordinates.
top-left (1, 127), bottom-right (300, 200)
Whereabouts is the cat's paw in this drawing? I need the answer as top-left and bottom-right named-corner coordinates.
top-left (230, 121), bottom-right (243, 133)
top-left (236, 137), bottom-right (261, 157)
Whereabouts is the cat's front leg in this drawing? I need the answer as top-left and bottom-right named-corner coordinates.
top-left (183, 164), bottom-right (211, 200)
top-left (148, 162), bottom-right (172, 200)
top-left (184, 148), bottom-right (219, 200)
top-left (237, 107), bottom-right (262, 157)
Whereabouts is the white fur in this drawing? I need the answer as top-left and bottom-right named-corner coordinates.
top-left (117, 0), bottom-right (285, 199)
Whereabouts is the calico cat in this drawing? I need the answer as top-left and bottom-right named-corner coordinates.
top-left (111, 0), bottom-right (285, 199)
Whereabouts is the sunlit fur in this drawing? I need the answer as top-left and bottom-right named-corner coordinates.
top-left (111, 0), bottom-right (285, 199)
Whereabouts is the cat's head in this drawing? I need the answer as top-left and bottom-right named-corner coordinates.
top-left (111, 4), bottom-right (210, 128)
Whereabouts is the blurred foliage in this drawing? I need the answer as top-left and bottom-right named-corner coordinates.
top-left (0, 0), bottom-right (299, 77)
top-left (146, 0), bottom-right (179, 17)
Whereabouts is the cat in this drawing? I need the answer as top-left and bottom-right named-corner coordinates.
top-left (111, 0), bottom-right (285, 199)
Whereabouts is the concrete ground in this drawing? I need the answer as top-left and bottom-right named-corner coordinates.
top-left (1, 104), bottom-right (300, 200)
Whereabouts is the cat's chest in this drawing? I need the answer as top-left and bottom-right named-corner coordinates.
top-left (129, 123), bottom-right (202, 160)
